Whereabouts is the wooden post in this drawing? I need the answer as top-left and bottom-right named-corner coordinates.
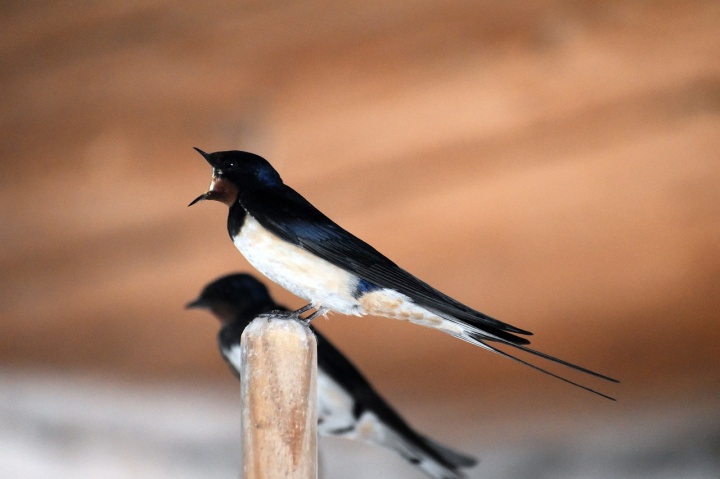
top-left (240, 312), bottom-right (318, 479)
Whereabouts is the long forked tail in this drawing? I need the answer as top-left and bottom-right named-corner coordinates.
top-left (463, 331), bottom-right (619, 401)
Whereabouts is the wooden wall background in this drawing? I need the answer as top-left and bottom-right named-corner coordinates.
top-left (2, 0), bottom-right (719, 418)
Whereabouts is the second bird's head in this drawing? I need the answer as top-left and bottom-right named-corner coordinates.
top-left (186, 273), bottom-right (276, 325)
top-left (189, 148), bottom-right (282, 206)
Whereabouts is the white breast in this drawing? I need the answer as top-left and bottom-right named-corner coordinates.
top-left (233, 215), bottom-right (361, 314)
top-left (223, 344), bottom-right (244, 371)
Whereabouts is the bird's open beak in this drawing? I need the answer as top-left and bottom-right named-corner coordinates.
top-left (194, 147), bottom-right (213, 165)
top-left (188, 193), bottom-right (208, 207)
top-left (189, 147), bottom-right (214, 206)
top-left (190, 147), bottom-right (239, 206)
top-left (188, 173), bottom-right (238, 207)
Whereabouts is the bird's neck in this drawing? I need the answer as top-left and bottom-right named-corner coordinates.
top-left (227, 200), bottom-right (247, 239)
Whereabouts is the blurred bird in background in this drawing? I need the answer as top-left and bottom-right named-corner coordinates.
top-left (187, 273), bottom-right (478, 479)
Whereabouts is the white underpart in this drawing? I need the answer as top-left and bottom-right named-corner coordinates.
top-left (223, 344), bottom-right (244, 372)
top-left (234, 215), bottom-right (359, 313)
top-left (357, 288), bottom-right (464, 335)
top-left (316, 374), bottom-right (357, 435)
top-left (234, 215), bottom-right (464, 335)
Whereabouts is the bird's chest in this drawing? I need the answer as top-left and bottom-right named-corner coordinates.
top-left (233, 215), bottom-right (360, 313)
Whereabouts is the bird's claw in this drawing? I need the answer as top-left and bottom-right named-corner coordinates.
top-left (292, 304), bottom-right (327, 323)
top-left (304, 307), bottom-right (328, 323)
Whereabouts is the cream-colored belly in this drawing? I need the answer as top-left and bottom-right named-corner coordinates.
top-left (358, 289), bottom-right (464, 335)
top-left (234, 215), bottom-right (360, 313)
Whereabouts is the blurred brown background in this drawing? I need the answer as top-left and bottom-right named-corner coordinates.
top-left (2, 1), bottom-right (719, 477)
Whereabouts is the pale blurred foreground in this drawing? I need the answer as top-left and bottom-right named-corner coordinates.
top-left (1, 370), bottom-right (718, 479)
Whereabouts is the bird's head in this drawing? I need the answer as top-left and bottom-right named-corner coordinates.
top-left (186, 273), bottom-right (276, 325)
top-left (188, 148), bottom-right (282, 207)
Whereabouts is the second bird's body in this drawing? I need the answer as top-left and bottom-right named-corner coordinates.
top-left (188, 273), bottom-right (477, 479)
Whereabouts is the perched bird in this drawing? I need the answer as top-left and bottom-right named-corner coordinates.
top-left (187, 273), bottom-right (477, 479)
top-left (189, 149), bottom-right (617, 399)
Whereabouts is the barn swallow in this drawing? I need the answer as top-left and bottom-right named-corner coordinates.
top-left (189, 149), bottom-right (618, 399)
top-left (187, 273), bottom-right (477, 479)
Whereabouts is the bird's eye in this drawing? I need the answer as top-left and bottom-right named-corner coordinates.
top-left (226, 162), bottom-right (236, 169)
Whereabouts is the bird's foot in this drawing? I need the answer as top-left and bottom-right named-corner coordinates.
top-left (293, 303), bottom-right (314, 316)
top-left (303, 306), bottom-right (328, 323)
top-left (292, 304), bottom-right (328, 322)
